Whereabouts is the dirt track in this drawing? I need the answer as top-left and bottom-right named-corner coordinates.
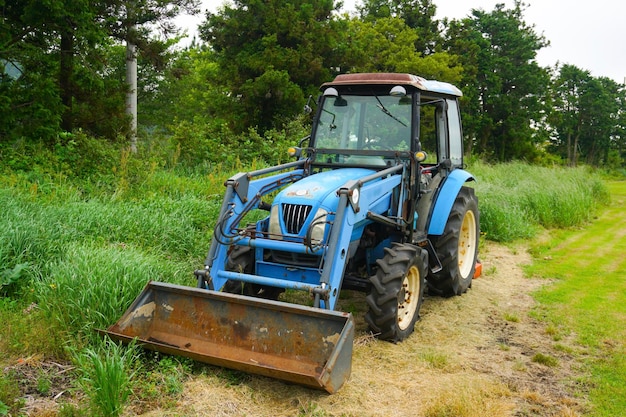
top-left (138, 241), bottom-right (586, 417)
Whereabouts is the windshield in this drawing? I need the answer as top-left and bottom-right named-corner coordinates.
top-left (313, 93), bottom-right (412, 152)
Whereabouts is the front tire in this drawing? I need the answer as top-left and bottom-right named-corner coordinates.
top-left (428, 186), bottom-right (479, 297)
top-left (365, 243), bottom-right (427, 342)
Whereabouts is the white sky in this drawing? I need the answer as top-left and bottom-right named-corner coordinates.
top-left (176, 0), bottom-right (626, 84)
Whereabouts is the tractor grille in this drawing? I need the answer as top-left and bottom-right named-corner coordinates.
top-left (282, 203), bottom-right (312, 234)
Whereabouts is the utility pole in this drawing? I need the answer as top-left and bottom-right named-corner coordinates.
top-left (125, 25), bottom-right (138, 153)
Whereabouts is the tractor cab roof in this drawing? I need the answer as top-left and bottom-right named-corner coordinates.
top-left (321, 73), bottom-right (462, 97)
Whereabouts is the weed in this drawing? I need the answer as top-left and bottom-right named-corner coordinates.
top-left (135, 353), bottom-right (191, 405)
top-left (554, 344), bottom-right (575, 354)
top-left (36, 372), bottom-right (52, 395)
top-left (0, 371), bottom-right (22, 415)
top-left (513, 360), bottom-right (527, 372)
top-left (503, 312), bottom-right (520, 323)
top-left (217, 368), bottom-right (251, 387)
top-left (484, 265), bottom-right (497, 276)
top-left (545, 325), bottom-right (564, 341)
top-left (419, 349), bottom-right (450, 369)
top-left (58, 403), bottom-right (87, 417)
top-left (0, 298), bottom-right (64, 357)
top-left (297, 400), bottom-right (329, 417)
top-left (532, 353), bottom-right (559, 367)
top-left (74, 337), bottom-right (140, 417)
top-left (0, 263), bottom-right (30, 296)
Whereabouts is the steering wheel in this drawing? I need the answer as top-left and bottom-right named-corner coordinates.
top-left (362, 138), bottom-right (391, 150)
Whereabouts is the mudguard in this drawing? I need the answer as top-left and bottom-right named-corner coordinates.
top-left (427, 169), bottom-right (475, 236)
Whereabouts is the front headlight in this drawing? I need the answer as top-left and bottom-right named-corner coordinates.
top-left (309, 208), bottom-right (328, 244)
top-left (268, 205), bottom-right (282, 240)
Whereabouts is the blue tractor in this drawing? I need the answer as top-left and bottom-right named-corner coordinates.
top-left (105, 73), bottom-right (480, 393)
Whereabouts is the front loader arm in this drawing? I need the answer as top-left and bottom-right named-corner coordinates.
top-left (200, 160), bottom-right (307, 289)
top-left (316, 164), bottom-right (404, 308)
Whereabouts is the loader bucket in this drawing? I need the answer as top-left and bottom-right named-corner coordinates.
top-left (103, 281), bottom-right (354, 393)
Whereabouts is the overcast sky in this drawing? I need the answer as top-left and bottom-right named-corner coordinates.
top-left (177, 0), bottom-right (626, 84)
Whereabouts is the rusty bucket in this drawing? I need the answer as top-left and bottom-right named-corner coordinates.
top-left (103, 281), bottom-right (354, 393)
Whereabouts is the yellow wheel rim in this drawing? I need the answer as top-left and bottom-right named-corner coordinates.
top-left (398, 265), bottom-right (421, 330)
top-left (458, 210), bottom-right (477, 279)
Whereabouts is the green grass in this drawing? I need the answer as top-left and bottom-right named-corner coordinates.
top-left (74, 337), bottom-right (140, 417)
top-left (36, 242), bottom-right (194, 342)
top-left (531, 352), bottom-right (559, 367)
top-left (470, 161), bottom-right (610, 241)
top-left (526, 180), bottom-right (626, 416)
top-left (0, 166), bottom-right (231, 414)
top-left (0, 369), bottom-right (22, 415)
top-left (0, 158), bottom-right (617, 415)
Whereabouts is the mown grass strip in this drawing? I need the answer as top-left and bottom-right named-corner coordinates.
top-left (527, 180), bottom-right (626, 417)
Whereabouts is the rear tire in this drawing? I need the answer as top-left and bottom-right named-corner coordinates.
top-left (428, 186), bottom-right (479, 297)
top-left (365, 243), bottom-right (427, 342)
top-left (223, 245), bottom-right (283, 300)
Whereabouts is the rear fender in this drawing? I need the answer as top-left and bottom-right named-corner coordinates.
top-left (427, 169), bottom-right (475, 236)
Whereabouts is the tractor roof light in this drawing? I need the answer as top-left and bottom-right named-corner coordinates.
top-left (390, 85), bottom-right (407, 97)
top-left (323, 87), bottom-right (339, 97)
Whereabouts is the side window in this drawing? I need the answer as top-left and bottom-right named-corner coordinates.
top-left (418, 99), bottom-right (439, 164)
top-left (435, 103), bottom-right (447, 162)
top-left (447, 99), bottom-right (463, 167)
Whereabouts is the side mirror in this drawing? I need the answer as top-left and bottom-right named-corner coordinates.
top-left (304, 95), bottom-right (313, 114)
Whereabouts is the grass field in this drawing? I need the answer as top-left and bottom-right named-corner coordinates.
top-left (526, 180), bottom-right (626, 417)
top-left (0, 161), bottom-right (622, 416)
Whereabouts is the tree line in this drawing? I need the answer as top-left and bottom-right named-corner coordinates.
top-left (1, 0), bottom-right (625, 168)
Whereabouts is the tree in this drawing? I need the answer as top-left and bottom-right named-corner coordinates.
top-left (550, 64), bottom-right (591, 166)
top-left (107, 0), bottom-right (199, 150)
top-left (358, 0), bottom-right (441, 55)
top-left (444, 1), bottom-right (550, 161)
top-left (199, 0), bottom-right (344, 132)
top-left (614, 87), bottom-right (626, 167)
top-left (0, 0), bottom-right (101, 139)
top-left (0, 0), bottom-right (198, 145)
top-left (578, 76), bottom-right (621, 166)
top-left (551, 65), bottom-right (624, 167)
top-left (342, 16), bottom-right (461, 82)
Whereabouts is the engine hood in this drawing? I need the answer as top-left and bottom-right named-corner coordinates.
top-left (275, 168), bottom-right (377, 209)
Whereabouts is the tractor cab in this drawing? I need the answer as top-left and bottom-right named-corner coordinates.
top-left (309, 73), bottom-right (464, 173)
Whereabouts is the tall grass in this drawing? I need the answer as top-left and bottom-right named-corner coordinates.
top-left (35, 242), bottom-right (192, 341)
top-left (470, 161), bottom-right (610, 241)
top-left (0, 173), bottom-right (224, 344)
top-left (0, 161), bottom-right (611, 343)
top-left (74, 337), bottom-right (140, 417)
